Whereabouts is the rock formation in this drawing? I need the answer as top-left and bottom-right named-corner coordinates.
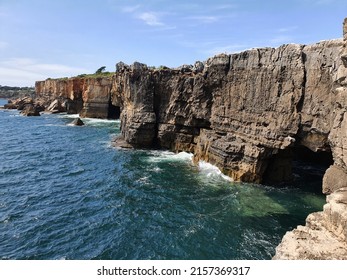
top-left (70, 117), bottom-right (84, 126)
top-left (20, 104), bottom-right (42, 116)
top-left (273, 187), bottom-right (347, 260)
top-left (273, 18), bottom-right (347, 260)
top-left (33, 19), bottom-right (347, 259)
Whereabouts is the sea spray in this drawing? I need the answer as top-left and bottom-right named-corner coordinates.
top-left (198, 161), bottom-right (233, 182)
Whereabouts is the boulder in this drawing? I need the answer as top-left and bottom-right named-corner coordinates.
top-left (16, 97), bottom-right (34, 110)
top-left (20, 104), bottom-right (40, 116)
top-left (193, 61), bottom-right (204, 73)
top-left (4, 103), bottom-right (18, 109)
top-left (131, 62), bottom-right (148, 73)
top-left (176, 64), bottom-right (193, 73)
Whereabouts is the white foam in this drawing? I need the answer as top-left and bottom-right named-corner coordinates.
top-left (82, 118), bottom-right (120, 125)
top-left (58, 114), bottom-right (80, 119)
top-left (146, 151), bottom-right (193, 163)
top-left (59, 114), bottom-right (120, 125)
top-left (151, 167), bottom-right (162, 173)
top-left (198, 161), bottom-right (233, 182)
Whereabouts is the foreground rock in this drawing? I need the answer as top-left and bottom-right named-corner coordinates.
top-left (20, 104), bottom-right (41, 116)
top-left (4, 97), bottom-right (34, 110)
top-left (273, 188), bottom-right (347, 260)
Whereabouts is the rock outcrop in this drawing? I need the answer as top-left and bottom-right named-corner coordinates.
top-left (33, 19), bottom-right (347, 259)
top-left (20, 104), bottom-right (42, 116)
top-left (273, 188), bottom-right (347, 260)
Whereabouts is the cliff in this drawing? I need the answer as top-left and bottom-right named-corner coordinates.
top-left (34, 19), bottom-right (347, 259)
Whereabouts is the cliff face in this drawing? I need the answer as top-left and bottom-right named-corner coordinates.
top-left (109, 40), bottom-right (344, 184)
top-left (34, 19), bottom-right (347, 259)
top-left (34, 30), bottom-right (346, 185)
top-left (35, 76), bottom-right (113, 117)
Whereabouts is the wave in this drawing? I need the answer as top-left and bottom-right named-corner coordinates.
top-left (82, 118), bottom-right (120, 125)
top-left (57, 114), bottom-right (80, 119)
top-left (144, 150), bottom-right (232, 181)
top-left (198, 161), bottom-right (233, 182)
top-left (146, 151), bottom-right (193, 163)
top-left (58, 114), bottom-right (120, 125)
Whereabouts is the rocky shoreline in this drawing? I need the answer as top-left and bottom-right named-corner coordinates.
top-left (4, 18), bottom-right (347, 260)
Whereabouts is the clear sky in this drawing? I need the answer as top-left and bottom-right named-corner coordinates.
top-left (0, 0), bottom-right (346, 86)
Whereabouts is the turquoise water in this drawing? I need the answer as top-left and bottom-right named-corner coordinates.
top-left (0, 99), bottom-right (325, 259)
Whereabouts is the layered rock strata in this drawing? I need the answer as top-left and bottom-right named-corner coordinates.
top-left (34, 19), bottom-right (347, 259)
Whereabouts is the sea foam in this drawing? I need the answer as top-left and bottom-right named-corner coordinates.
top-left (198, 160), bottom-right (233, 182)
top-left (146, 151), bottom-right (193, 163)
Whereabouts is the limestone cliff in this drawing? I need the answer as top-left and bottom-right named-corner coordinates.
top-left (111, 40), bottom-right (344, 184)
top-left (35, 76), bottom-right (113, 117)
top-left (34, 18), bottom-right (347, 259)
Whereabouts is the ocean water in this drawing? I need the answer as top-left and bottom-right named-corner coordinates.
top-left (0, 99), bottom-right (325, 260)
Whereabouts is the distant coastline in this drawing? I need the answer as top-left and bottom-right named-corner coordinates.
top-left (0, 85), bottom-right (35, 99)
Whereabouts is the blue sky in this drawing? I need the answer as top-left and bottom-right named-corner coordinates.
top-left (0, 0), bottom-right (346, 86)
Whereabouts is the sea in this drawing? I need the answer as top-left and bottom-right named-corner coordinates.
top-left (0, 98), bottom-right (326, 260)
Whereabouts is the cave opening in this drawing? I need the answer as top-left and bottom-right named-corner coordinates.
top-left (291, 145), bottom-right (333, 193)
top-left (263, 145), bottom-right (333, 193)
top-left (107, 103), bottom-right (120, 119)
